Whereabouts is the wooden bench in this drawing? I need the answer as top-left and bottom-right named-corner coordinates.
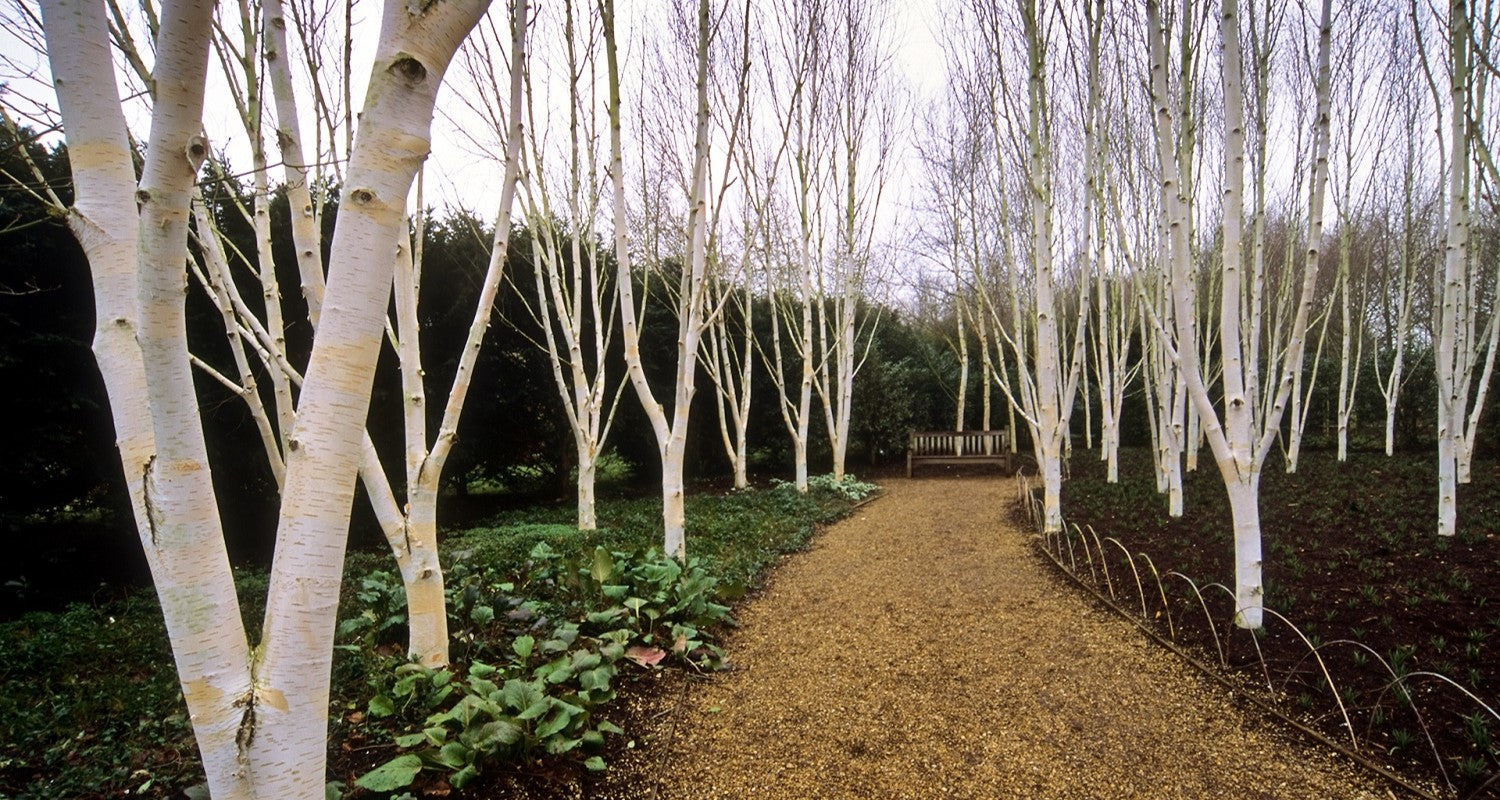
top-left (906, 430), bottom-right (1014, 477)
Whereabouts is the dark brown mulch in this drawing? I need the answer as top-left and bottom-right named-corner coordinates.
top-left (1059, 447), bottom-right (1500, 797)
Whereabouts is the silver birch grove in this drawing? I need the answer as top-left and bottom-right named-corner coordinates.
top-left (42, 0), bottom-right (490, 793)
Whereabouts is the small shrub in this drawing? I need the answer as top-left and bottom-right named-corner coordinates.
top-left (359, 627), bottom-right (627, 792)
top-left (801, 473), bottom-right (879, 502)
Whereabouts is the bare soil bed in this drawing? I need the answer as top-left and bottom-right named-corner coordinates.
top-left (1059, 448), bottom-right (1500, 797)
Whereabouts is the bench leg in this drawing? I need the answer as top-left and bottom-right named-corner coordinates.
top-left (906, 452), bottom-right (912, 478)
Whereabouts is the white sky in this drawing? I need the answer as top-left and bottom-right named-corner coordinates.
top-left (0, 0), bottom-right (950, 239)
top-left (420, 0), bottom-right (952, 230)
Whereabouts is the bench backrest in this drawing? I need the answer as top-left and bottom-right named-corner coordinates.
top-left (909, 430), bottom-right (1010, 456)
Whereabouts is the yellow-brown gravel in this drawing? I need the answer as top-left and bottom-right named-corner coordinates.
top-left (593, 476), bottom-right (1399, 800)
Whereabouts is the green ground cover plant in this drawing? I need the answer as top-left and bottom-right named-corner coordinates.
top-left (0, 480), bottom-right (868, 799)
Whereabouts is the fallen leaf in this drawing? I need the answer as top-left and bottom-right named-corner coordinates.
top-left (625, 645), bottom-right (666, 667)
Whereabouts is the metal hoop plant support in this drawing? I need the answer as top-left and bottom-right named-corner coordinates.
top-left (1016, 480), bottom-right (1495, 800)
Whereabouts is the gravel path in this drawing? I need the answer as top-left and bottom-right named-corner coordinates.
top-left (604, 477), bottom-right (1394, 799)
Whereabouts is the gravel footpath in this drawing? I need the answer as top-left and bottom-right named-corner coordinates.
top-left (599, 477), bottom-right (1395, 799)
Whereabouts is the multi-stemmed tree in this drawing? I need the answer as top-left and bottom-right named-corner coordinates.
top-left (603, 0), bottom-right (720, 559)
top-left (41, 0), bottom-right (492, 792)
top-left (1143, 0), bottom-right (1334, 627)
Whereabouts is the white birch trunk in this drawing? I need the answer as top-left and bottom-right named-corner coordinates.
top-left (42, 2), bottom-right (256, 796)
top-left (249, 0), bottom-right (490, 789)
top-left (1435, 0), bottom-right (1469, 537)
top-left (603, 0), bottom-right (713, 559)
top-left (399, 0), bottom-right (527, 662)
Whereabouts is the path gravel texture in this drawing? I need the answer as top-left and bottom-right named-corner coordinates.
top-left (603, 477), bottom-right (1395, 799)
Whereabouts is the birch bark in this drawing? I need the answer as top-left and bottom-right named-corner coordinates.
top-left (46, 0), bottom-right (489, 791)
top-left (42, 1), bottom-right (253, 795)
top-left (603, 0), bottom-right (715, 559)
top-left (1434, 0), bottom-right (1470, 537)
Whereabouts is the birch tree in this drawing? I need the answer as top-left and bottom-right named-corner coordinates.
top-left (177, 0), bottom-right (525, 667)
top-left (41, 0), bottom-right (489, 793)
top-left (813, 0), bottom-right (897, 481)
top-left (1018, 0), bottom-right (1092, 532)
top-left (756, 0), bottom-right (826, 493)
top-left (374, 0), bottom-right (528, 661)
top-left (698, 0), bottom-right (757, 489)
top-left (1326, 0), bottom-right (1386, 461)
top-left (1422, 0), bottom-right (1500, 534)
top-left (603, 0), bottom-right (721, 559)
top-left (942, 0), bottom-right (1091, 530)
top-left (1432, 0), bottom-right (1471, 537)
top-left (1142, 0), bottom-right (1334, 628)
top-left (505, 0), bottom-right (624, 528)
top-left (1371, 28), bottom-right (1428, 457)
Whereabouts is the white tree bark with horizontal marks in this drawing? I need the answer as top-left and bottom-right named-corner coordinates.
top-left (603, 0), bottom-right (716, 559)
top-left (43, 0), bottom-right (491, 791)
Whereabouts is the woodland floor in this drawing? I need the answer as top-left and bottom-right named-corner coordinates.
top-left (522, 476), bottom-right (1396, 799)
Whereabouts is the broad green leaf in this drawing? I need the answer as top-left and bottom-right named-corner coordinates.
top-left (584, 756), bottom-right (607, 772)
top-left (392, 674), bottom-right (417, 698)
top-left (436, 742), bottom-right (472, 769)
top-left (587, 608), bottom-right (624, 625)
top-left (535, 708), bottom-right (570, 739)
top-left (393, 732), bottom-right (427, 748)
top-left (451, 765), bottom-right (481, 789)
top-left (468, 719), bottom-right (523, 751)
top-left (544, 662), bottom-right (574, 685)
top-left (467, 677), bottom-right (499, 699)
top-left (470, 605), bottom-right (495, 625)
top-left (591, 546), bottom-right (615, 583)
top-left (578, 665), bottom-right (612, 692)
top-left (518, 695), bottom-right (551, 721)
top-left (354, 755), bottom-right (422, 792)
top-left (367, 695), bottom-right (395, 718)
top-left (512, 635), bottom-right (535, 659)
